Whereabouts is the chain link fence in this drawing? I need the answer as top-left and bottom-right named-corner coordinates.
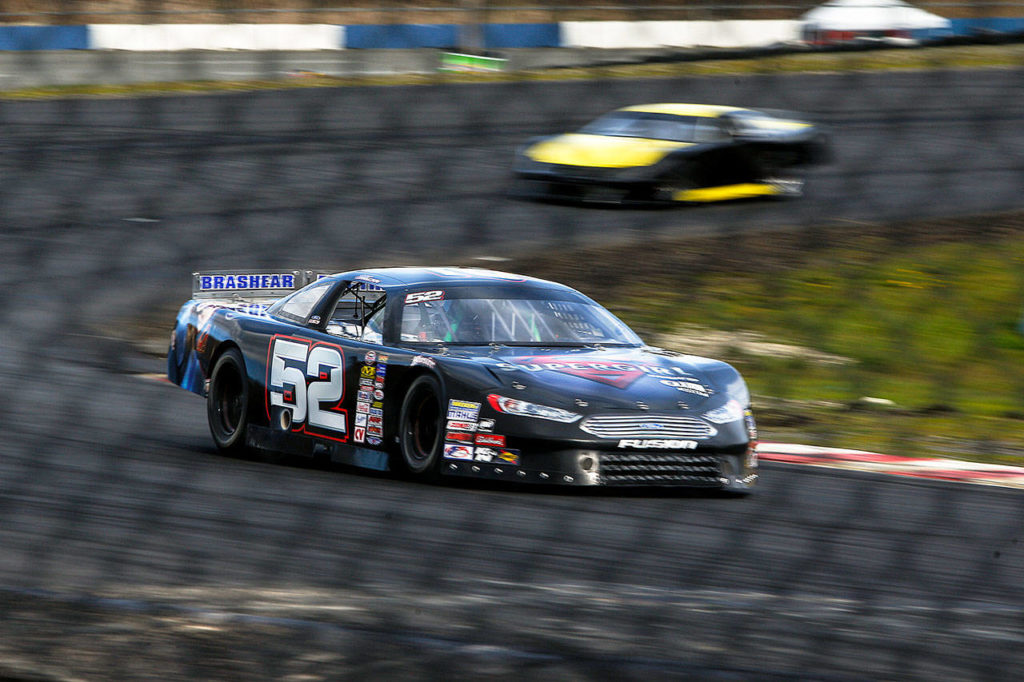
top-left (1, 3), bottom-right (1024, 680)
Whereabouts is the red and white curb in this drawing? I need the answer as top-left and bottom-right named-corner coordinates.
top-left (758, 442), bottom-right (1024, 489)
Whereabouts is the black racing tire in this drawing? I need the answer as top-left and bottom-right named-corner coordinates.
top-left (766, 174), bottom-right (806, 200)
top-left (651, 163), bottom-right (698, 203)
top-left (397, 374), bottom-right (446, 480)
top-left (207, 347), bottom-right (250, 455)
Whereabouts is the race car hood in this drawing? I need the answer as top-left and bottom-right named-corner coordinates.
top-left (524, 133), bottom-right (692, 168)
top-left (460, 346), bottom-right (745, 413)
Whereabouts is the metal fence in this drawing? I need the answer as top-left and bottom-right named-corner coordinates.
top-left (1, 7), bottom-right (1024, 681)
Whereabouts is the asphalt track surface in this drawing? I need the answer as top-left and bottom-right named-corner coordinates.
top-left (2, 67), bottom-right (1024, 679)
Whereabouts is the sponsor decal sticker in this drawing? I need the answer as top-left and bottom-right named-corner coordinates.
top-left (475, 433), bottom-right (506, 447)
top-left (495, 448), bottom-right (520, 465)
top-left (412, 355), bottom-right (437, 369)
top-left (374, 389), bottom-right (385, 401)
top-left (499, 356), bottom-right (701, 390)
top-left (477, 418), bottom-right (495, 432)
top-left (364, 351), bottom-right (376, 365)
top-left (368, 415), bottom-right (383, 427)
top-left (354, 427), bottom-right (366, 443)
top-left (368, 426), bottom-right (383, 437)
top-left (371, 402), bottom-right (383, 410)
top-left (359, 378), bottom-right (374, 388)
top-left (199, 273), bottom-right (295, 292)
top-left (355, 413), bottom-right (368, 427)
top-left (369, 407), bottom-right (383, 417)
top-left (405, 290), bottom-right (445, 304)
top-left (618, 439), bottom-right (698, 450)
top-left (660, 379), bottom-right (712, 397)
top-left (447, 420), bottom-right (478, 432)
top-left (378, 355), bottom-right (389, 363)
top-left (356, 402), bottom-right (370, 414)
top-left (474, 447), bottom-right (496, 461)
top-left (476, 447), bottom-right (520, 465)
top-left (445, 431), bottom-right (475, 443)
top-left (443, 444), bottom-right (474, 460)
top-left (745, 409), bottom-right (758, 440)
top-left (357, 390), bottom-right (372, 402)
top-left (367, 437), bottom-right (382, 446)
top-left (447, 399), bottom-right (481, 422)
top-left (360, 366), bottom-right (375, 378)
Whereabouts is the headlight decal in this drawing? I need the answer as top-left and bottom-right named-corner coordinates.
top-left (487, 394), bottom-right (582, 424)
top-left (702, 398), bottom-right (745, 424)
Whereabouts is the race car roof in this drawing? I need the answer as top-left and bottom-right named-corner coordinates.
top-left (327, 266), bottom-right (573, 293)
top-left (617, 103), bottom-right (749, 118)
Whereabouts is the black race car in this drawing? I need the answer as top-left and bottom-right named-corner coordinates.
top-left (168, 267), bottom-right (758, 492)
top-left (513, 103), bottom-right (828, 205)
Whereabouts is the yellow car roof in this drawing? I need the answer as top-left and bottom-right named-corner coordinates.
top-left (617, 103), bottom-right (747, 118)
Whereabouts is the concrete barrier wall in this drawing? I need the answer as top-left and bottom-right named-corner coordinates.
top-left (0, 25), bottom-right (88, 50)
top-left (89, 24), bottom-right (344, 51)
top-left (346, 24), bottom-right (457, 49)
top-left (561, 20), bottom-right (802, 49)
top-left (949, 17), bottom-right (1024, 34)
top-left (346, 23), bottom-right (560, 49)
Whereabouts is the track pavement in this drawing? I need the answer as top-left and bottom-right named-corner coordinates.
top-left (2, 67), bottom-right (1024, 679)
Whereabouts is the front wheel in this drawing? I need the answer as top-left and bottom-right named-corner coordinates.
top-left (207, 348), bottom-right (250, 455)
top-left (651, 164), bottom-right (697, 203)
top-left (397, 375), bottom-right (445, 480)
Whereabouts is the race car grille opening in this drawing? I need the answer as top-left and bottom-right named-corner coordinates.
top-left (579, 415), bottom-right (715, 439)
top-left (599, 453), bottom-right (722, 485)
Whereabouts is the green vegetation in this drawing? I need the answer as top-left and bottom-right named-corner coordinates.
top-left (515, 214), bottom-right (1024, 464)
top-left (3, 43), bottom-right (1024, 100)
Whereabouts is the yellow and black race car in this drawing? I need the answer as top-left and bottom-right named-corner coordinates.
top-left (512, 103), bottom-right (829, 205)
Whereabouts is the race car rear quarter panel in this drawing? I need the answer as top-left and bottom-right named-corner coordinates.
top-left (168, 298), bottom-right (502, 462)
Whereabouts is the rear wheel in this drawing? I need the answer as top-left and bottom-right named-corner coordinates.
top-left (765, 174), bottom-right (805, 199)
top-left (207, 348), bottom-right (250, 454)
top-left (397, 375), bottom-right (445, 480)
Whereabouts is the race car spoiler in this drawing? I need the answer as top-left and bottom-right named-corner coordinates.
top-left (192, 269), bottom-right (323, 299)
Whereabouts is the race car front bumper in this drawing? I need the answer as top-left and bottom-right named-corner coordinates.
top-left (441, 445), bottom-right (757, 491)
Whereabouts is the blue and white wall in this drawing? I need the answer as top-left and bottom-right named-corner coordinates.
top-left (0, 19), bottom-right (1019, 51)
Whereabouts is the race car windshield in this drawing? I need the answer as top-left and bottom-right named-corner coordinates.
top-left (580, 112), bottom-right (713, 143)
top-left (400, 297), bottom-right (643, 346)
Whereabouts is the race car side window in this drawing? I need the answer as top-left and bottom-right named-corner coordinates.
top-left (360, 305), bottom-right (385, 344)
top-left (694, 120), bottom-right (730, 143)
top-left (325, 286), bottom-right (385, 342)
top-left (270, 279), bottom-right (334, 324)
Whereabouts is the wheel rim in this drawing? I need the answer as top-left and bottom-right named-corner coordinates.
top-left (406, 388), bottom-right (440, 466)
top-left (215, 367), bottom-right (243, 437)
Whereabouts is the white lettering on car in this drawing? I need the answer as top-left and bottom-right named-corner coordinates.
top-left (268, 336), bottom-right (348, 439)
top-left (617, 439), bottom-right (698, 450)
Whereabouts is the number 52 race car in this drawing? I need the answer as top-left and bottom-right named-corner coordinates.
top-left (168, 267), bottom-right (758, 492)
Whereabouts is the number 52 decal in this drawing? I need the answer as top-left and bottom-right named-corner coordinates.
top-left (267, 336), bottom-right (348, 441)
